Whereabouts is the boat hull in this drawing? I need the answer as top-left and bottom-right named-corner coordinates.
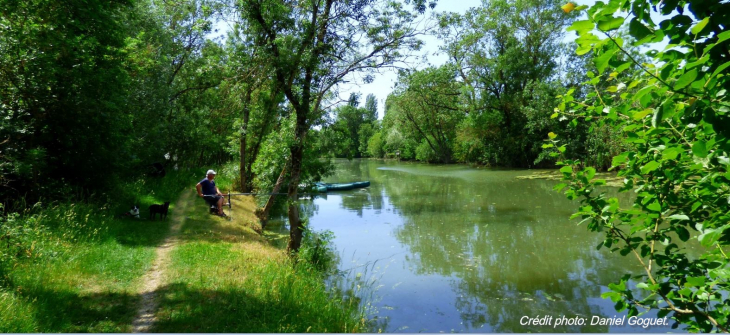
top-left (315, 181), bottom-right (370, 192)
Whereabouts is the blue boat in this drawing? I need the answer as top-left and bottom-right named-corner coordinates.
top-left (315, 181), bottom-right (370, 192)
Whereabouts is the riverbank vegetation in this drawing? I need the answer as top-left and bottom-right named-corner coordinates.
top-left (316, 0), bottom-right (634, 169)
top-left (0, 168), bottom-right (368, 332)
top-left (549, 0), bottom-right (730, 332)
top-left (0, 171), bottom-right (193, 332)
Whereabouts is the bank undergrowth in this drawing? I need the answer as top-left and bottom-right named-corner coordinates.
top-left (152, 191), bottom-right (368, 332)
top-left (0, 167), bottom-right (369, 332)
top-left (0, 169), bottom-right (197, 332)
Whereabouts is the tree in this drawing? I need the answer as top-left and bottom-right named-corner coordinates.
top-left (238, 0), bottom-right (434, 252)
top-left (364, 93), bottom-right (378, 122)
top-left (0, 0), bottom-right (134, 197)
top-left (126, 0), bottom-right (228, 169)
top-left (387, 65), bottom-right (464, 163)
top-left (550, 0), bottom-right (730, 331)
top-left (435, 0), bottom-right (577, 166)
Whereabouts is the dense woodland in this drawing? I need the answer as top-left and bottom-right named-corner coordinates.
top-left (1, 0), bottom-right (626, 205)
top-left (1, 0), bottom-right (730, 331)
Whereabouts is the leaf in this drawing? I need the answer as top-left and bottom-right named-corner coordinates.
top-left (709, 61), bottom-right (730, 81)
top-left (562, 2), bottom-right (576, 13)
top-left (686, 55), bottom-right (709, 70)
top-left (612, 153), bottom-right (628, 167)
top-left (597, 17), bottom-right (625, 32)
top-left (662, 147), bottom-right (682, 161)
top-left (576, 44), bottom-right (592, 55)
top-left (629, 18), bottom-right (653, 41)
top-left (548, 132), bottom-right (557, 139)
top-left (560, 165), bottom-right (573, 175)
top-left (567, 20), bottom-right (594, 34)
top-left (699, 228), bottom-right (721, 247)
top-left (675, 226), bottom-right (690, 242)
top-left (685, 276), bottom-right (706, 287)
top-left (640, 161), bottom-right (660, 174)
top-left (668, 214), bottom-right (689, 221)
top-left (692, 141), bottom-right (708, 158)
top-left (601, 291), bottom-right (621, 302)
top-left (674, 69), bottom-right (698, 90)
top-left (690, 17), bottom-right (709, 35)
top-left (718, 30), bottom-right (730, 44)
top-left (651, 108), bottom-right (662, 128)
top-left (633, 108), bottom-right (652, 120)
top-left (594, 49), bottom-right (617, 74)
top-left (646, 200), bottom-right (661, 212)
top-left (633, 85), bottom-right (654, 103)
top-left (584, 167), bottom-right (596, 180)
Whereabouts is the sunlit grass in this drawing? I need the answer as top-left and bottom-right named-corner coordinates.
top-left (153, 195), bottom-right (368, 333)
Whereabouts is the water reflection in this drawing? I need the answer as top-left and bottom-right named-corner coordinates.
top-left (270, 159), bottom-right (677, 333)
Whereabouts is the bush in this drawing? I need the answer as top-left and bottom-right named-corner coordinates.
top-left (366, 132), bottom-right (385, 158)
top-left (415, 141), bottom-right (438, 162)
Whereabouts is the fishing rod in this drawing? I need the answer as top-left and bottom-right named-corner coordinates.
top-left (204, 192), bottom-right (327, 209)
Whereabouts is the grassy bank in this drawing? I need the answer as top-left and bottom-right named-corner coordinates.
top-left (152, 193), bottom-right (368, 332)
top-left (0, 170), bottom-right (196, 332)
top-left (0, 167), bottom-right (368, 332)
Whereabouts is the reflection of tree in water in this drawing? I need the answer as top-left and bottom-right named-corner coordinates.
top-left (275, 159), bottom-right (643, 332)
top-left (327, 159), bottom-right (387, 215)
top-left (381, 170), bottom-right (640, 332)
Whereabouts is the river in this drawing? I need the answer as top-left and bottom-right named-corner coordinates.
top-left (268, 159), bottom-right (677, 333)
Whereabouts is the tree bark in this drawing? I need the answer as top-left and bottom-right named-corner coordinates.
top-left (240, 88), bottom-right (253, 192)
top-left (285, 115), bottom-right (308, 254)
top-left (258, 162), bottom-right (288, 229)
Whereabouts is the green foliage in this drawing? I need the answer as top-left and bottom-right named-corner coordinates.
top-left (298, 226), bottom-right (338, 274)
top-left (383, 65), bottom-right (464, 163)
top-left (252, 114), bottom-right (334, 200)
top-left (376, 0), bottom-right (580, 167)
top-left (434, 0), bottom-right (577, 167)
top-left (317, 93), bottom-right (380, 159)
top-left (0, 0), bottom-right (230, 201)
top-left (366, 131), bottom-right (385, 158)
top-left (0, 0), bottom-right (134, 194)
top-left (553, 0), bottom-right (730, 331)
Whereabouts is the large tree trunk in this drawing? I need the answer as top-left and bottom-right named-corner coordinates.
top-left (285, 116), bottom-right (308, 254)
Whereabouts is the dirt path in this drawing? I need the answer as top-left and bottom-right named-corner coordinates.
top-left (131, 191), bottom-right (192, 333)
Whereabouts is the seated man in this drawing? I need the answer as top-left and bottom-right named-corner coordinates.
top-left (196, 169), bottom-right (226, 216)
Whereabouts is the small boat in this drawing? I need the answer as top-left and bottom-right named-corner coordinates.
top-left (315, 181), bottom-right (370, 192)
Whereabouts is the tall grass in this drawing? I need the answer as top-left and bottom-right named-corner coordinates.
top-left (0, 169), bottom-right (195, 332)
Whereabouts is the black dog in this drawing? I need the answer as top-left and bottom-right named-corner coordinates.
top-left (149, 202), bottom-right (170, 220)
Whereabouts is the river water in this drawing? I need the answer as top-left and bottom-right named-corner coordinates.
top-left (269, 159), bottom-right (677, 333)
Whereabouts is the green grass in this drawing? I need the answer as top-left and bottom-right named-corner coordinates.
top-left (0, 167), bottom-right (369, 332)
top-left (0, 169), bottom-right (195, 332)
top-left (152, 195), bottom-right (368, 333)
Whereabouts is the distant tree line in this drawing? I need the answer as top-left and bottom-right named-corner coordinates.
top-left (318, 0), bottom-right (637, 169)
